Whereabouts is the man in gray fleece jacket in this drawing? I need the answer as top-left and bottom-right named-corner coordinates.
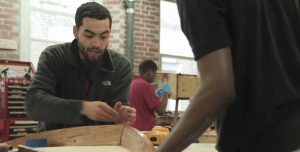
top-left (25, 2), bottom-right (136, 131)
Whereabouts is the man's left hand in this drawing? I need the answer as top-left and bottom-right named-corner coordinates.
top-left (114, 102), bottom-right (136, 125)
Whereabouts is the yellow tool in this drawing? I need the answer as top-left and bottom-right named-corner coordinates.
top-left (143, 126), bottom-right (170, 145)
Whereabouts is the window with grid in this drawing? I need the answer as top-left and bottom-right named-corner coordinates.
top-left (20, 0), bottom-right (99, 68)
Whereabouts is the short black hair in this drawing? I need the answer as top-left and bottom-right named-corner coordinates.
top-left (75, 2), bottom-right (112, 28)
top-left (139, 60), bottom-right (158, 75)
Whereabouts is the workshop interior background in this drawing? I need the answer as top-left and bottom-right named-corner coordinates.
top-left (0, 0), bottom-right (199, 111)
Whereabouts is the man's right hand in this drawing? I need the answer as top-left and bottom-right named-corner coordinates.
top-left (80, 101), bottom-right (119, 122)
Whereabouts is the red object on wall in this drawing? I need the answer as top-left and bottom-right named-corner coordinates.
top-left (0, 60), bottom-right (38, 142)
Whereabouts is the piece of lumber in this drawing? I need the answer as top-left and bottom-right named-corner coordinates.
top-left (6, 125), bottom-right (155, 152)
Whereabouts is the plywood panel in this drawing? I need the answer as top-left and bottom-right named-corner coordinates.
top-left (133, 72), bottom-right (178, 99)
top-left (8, 125), bottom-right (155, 152)
top-left (154, 73), bottom-right (177, 99)
top-left (20, 144), bottom-right (217, 152)
top-left (6, 125), bottom-right (123, 149)
top-left (33, 146), bottom-right (131, 152)
top-left (177, 75), bottom-right (201, 98)
top-left (132, 72), bottom-right (201, 102)
top-left (121, 125), bottom-right (155, 152)
top-left (183, 143), bottom-right (217, 152)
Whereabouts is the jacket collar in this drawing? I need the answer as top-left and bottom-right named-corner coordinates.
top-left (66, 39), bottom-right (115, 72)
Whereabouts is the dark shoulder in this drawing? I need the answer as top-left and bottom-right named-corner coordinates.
top-left (108, 49), bottom-right (131, 67)
top-left (43, 43), bottom-right (71, 57)
top-left (40, 43), bottom-right (71, 64)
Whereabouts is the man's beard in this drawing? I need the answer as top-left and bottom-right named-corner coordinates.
top-left (78, 42), bottom-right (106, 62)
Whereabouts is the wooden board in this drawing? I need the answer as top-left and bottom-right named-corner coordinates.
top-left (121, 126), bottom-right (155, 152)
top-left (197, 128), bottom-right (217, 143)
top-left (183, 143), bottom-right (217, 152)
top-left (154, 73), bottom-right (177, 99)
top-left (33, 146), bottom-right (131, 152)
top-left (6, 125), bottom-right (155, 152)
top-left (19, 144), bottom-right (217, 152)
top-left (155, 73), bottom-right (201, 99)
top-left (177, 75), bottom-right (201, 98)
top-left (6, 125), bottom-right (123, 148)
top-left (133, 72), bottom-right (201, 99)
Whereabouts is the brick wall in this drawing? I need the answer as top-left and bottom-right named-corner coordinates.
top-left (104, 0), bottom-right (160, 70)
top-left (104, 0), bottom-right (127, 55)
top-left (0, 0), bottom-right (161, 69)
top-left (0, 0), bottom-right (20, 60)
top-left (133, 0), bottom-right (160, 70)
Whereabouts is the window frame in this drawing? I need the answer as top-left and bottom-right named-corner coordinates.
top-left (160, 0), bottom-right (198, 112)
top-left (20, 0), bottom-right (102, 64)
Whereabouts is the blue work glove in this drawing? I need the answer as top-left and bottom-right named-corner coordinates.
top-left (155, 83), bottom-right (171, 97)
top-left (155, 88), bottom-right (164, 97)
top-left (162, 83), bottom-right (170, 93)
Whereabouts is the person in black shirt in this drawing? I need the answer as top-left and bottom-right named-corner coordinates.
top-left (25, 2), bottom-right (136, 131)
top-left (158, 0), bottom-right (300, 152)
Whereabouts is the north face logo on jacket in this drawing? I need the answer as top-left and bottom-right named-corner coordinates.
top-left (102, 81), bottom-right (111, 86)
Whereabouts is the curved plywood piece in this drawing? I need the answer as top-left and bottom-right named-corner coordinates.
top-left (20, 146), bottom-right (132, 152)
top-left (121, 125), bottom-right (155, 152)
top-left (6, 125), bottom-right (123, 148)
top-left (6, 125), bottom-right (155, 152)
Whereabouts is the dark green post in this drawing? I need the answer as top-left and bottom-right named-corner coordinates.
top-left (123, 0), bottom-right (135, 65)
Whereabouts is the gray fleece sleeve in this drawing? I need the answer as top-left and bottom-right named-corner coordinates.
top-left (25, 47), bottom-right (82, 124)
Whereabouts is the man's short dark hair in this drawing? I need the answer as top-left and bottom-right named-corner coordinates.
top-left (139, 60), bottom-right (158, 75)
top-left (75, 2), bottom-right (112, 28)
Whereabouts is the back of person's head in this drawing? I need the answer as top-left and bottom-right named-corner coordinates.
top-left (75, 2), bottom-right (112, 28)
top-left (139, 60), bottom-right (158, 75)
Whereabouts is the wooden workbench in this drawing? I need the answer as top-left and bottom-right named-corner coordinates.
top-left (5, 125), bottom-right (217, 152)
top-left (183, 143), bottom-right (217, 152)
top-left (18, 143), bottom-right (217, 152)
top-left (6, 125), bottom-right (154, 152)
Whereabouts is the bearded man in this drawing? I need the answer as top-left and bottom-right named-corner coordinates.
top-left (25, 2), bottom-right (136, 132)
